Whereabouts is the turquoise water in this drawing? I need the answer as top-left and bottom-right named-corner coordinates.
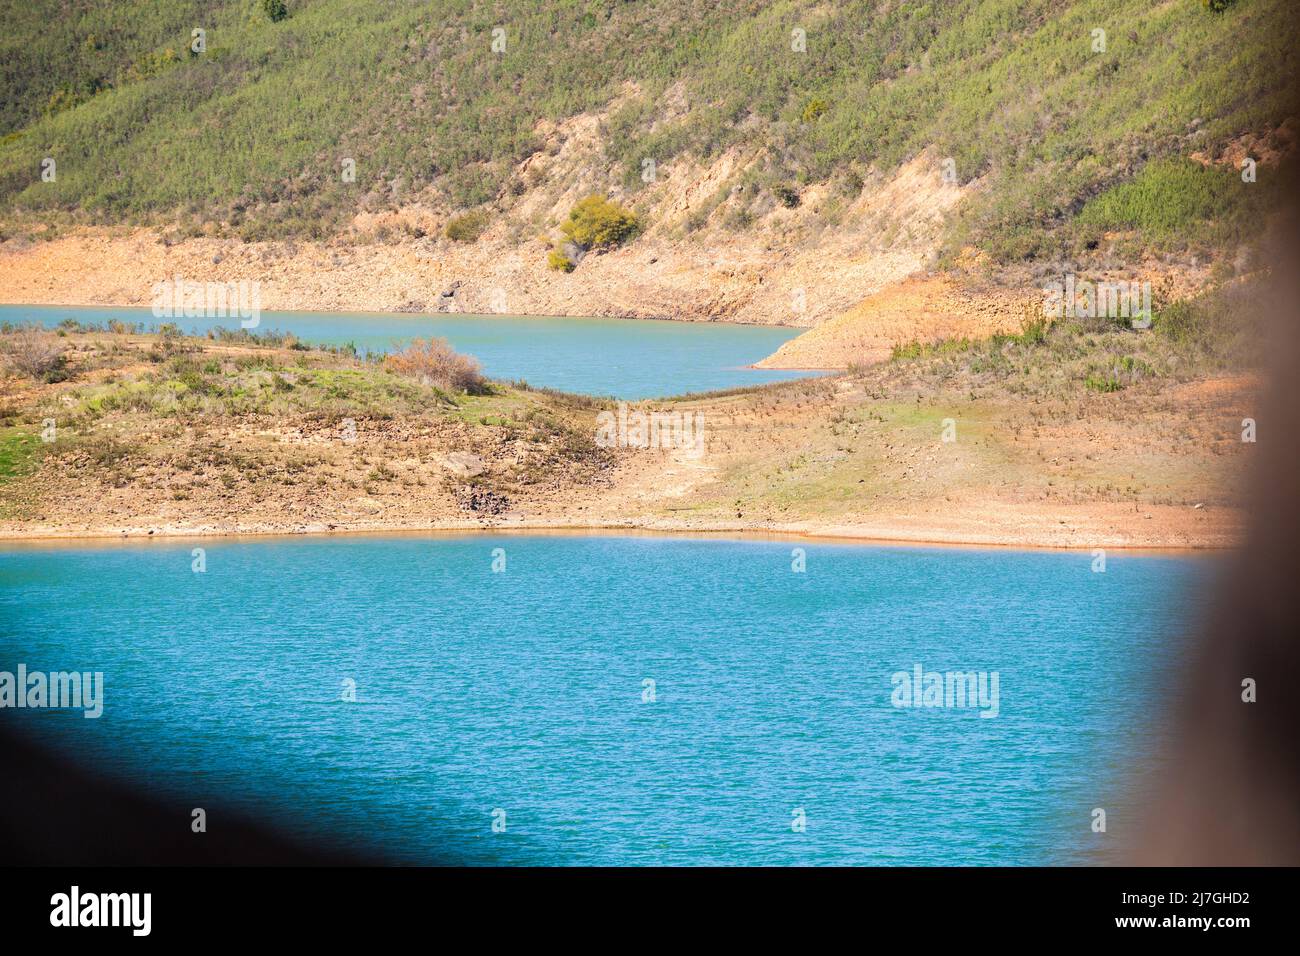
top-left (0, 304), bottom-right (820, 399)
top-left (0, 534), bottom-right (1208, 865)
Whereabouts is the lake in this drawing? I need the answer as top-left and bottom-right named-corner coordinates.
top-left (0, 304), bottom-right (821, 399)
top-left (0, 533), bottom-right (1209, 865)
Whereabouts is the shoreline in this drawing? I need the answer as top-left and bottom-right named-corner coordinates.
top-left (0, 516), bottom-right (1237, 554)
top-left (0, 224), bottom-right (898, 329)
top-left (0, 298), bottom-right (806, 331)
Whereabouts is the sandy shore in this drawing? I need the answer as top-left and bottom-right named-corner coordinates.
top-left (0, 515), bottom-right (1236, 553)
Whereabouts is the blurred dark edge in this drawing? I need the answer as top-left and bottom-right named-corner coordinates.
top-left (0, 728), bottom-right (382, 864)
top-left (1129, 142), bottom-right (1300, 865)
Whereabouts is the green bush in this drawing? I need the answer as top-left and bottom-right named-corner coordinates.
top-left (1084, 370), bottom-right (1124, 393)
top-left (773, 184), bottom-right (800, 208)
top-left (261, 0), bottom-right (289, 23)
top-left (45, 78), bottom-right (107, 117)
top-left (1084, 356), bottom-right (1151, 392)
top-left (1074, 155), bottom-right (1283, 255)
top-left (123, 47), bottom-right (180, 83)
top-left (547, 249), bottom-right (575, 272)
top-left (559, 195), bottom-right (638, 250)
top-left (800, 97), bottom-right (829, 124)
top-left (445, 210), bottom-right (489, 242)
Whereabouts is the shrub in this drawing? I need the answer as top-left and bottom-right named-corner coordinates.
top-left (1012, 301), bottom-right (1051, 346)
top-left (0, 328), bottom-right (68, 381)
top-left (445, 210), bottom-right (489, 242)
top-left (800, 97), bottom-right (829, 123)
top-left (1084, 370), bottom-right (1124, 393)
top-left (560, 195), bottom-right (638, 251)
top-left (1084, 356), bottom-right (1150, 392)
top-left (384, 338), bottom-right (487, 394)
top-left (1155, 300), bottom-right (1200, 347)
top-left (45, 78), bottom-right (107, 117)
top-left (773, 184), bottom-right (800, 208)
top-left (123, 47), bottom-right (179, 83)
top-left (261, 0), bottom-right (289, 23)
top-left (547, 249), bottom-right (575, 272)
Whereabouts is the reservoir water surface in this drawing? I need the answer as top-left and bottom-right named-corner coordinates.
top-left (0, 533), bottom-right (1208, 865)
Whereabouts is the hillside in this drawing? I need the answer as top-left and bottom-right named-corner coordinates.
top-left (1, 1), bottom-right (1294, 270)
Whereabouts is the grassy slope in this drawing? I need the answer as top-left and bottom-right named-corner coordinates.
top-left (0, 327), bottom-right (614, 528)
top-left (0, 0), bottom-right (1293, 260)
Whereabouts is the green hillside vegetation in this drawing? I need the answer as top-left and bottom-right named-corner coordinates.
top-left (0, 0), bottom-right (1293, 261)
top-left (1075, 158), bottom-right (1272, 248)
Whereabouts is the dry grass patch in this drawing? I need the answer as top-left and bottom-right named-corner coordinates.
top-left (0, 327), bottom-right (68, 382)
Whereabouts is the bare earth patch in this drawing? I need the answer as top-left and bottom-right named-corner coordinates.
top-left (755, 275), bottom-right (1025, 369)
